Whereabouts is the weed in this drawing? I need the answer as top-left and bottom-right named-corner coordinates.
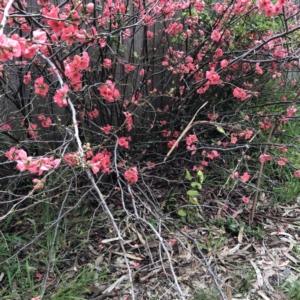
top-left (192, 288), bottom-right (219, 300)
top-left (282, 275), bottom-right (300, 300)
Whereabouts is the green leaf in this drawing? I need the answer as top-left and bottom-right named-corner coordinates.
top-left (187, 190), bottom-right (198, 196)
top-left (185, 169), bottom-right (193, 181)
top-left (189, 197), bottom-right (198, 204)
top-left (197, 170), bottom-right (204, 183)
top-left (216, 125), bottom-right (226, 135)
top-left (191, 182), bottom-right (202, 190)
top-left (177, 209), bottom-right (187, 217)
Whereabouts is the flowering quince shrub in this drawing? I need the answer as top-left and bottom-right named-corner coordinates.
top-left (1, 0), bottom-right (300, 297)
top-left (0, 0), bottom-right (299, 216)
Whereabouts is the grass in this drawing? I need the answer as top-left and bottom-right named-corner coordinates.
top-left (0, 195), bottom-right (110, 299)
top-left (192, 289), bottom-right (220, 300)
top-left (282, 276), bottom-right (300, 300)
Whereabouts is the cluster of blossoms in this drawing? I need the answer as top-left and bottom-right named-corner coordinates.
top-left (64, 52), bottom-right (90, 90)
top-left (98, 80), bottom-right (120, 102)
top-left (5, 147), bottom-right (60, 190)
top-left (124, 167), bottom-right (138, 185)
top-left (34, 77), bottom-right (49, 98)
top-left (63, 148), bottom-right (112, 175)
top-left (186, 134), bottom-right (198, 155)
top-left (231, 171), bottom-right (251, 182)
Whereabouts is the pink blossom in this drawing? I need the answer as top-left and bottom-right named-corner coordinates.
top-left (32, 179), bottom-right (45, 190)
top-left (260, 118), bottom-right (272, 131)
top-left (118, 137), bottom-right (130, 149)
top-left (32, 29), bottom-right (47, 44)
top-left (98, 80), bottom-right (120, 102)
top-left (90, 152), bottom-right (111, 174)
top-left (186, 134), bottom-right (198, 146)
top-left (0, 34), bottom-right (22, 61)
top-left (23, 72), bottom-right (31, 84)
top-left (277, 157), bottom-right (288, 166)
top-left (220, 59), bottom-right (228, 68)
top-left (211, 30), bottom-right (221, 42)
top-left (124, 167), bottom-right (138, 184)
top-left (207, 150), bottom-right (219, 160)
top-left (103, 58), bottom-right (112, 68)
top-left (100, 124), bottom-right (112, 135)
top-left (240, 172), bottom-right (250, 182)
top-left (64, 152), bottom-right (79, 166)
top-left (255, 63), bottom-right (263, 74)
top-left (28, 124), bottom-right (38, 139)
top-left (35, 77), bottom-right (49, 98)
top-left (294, 170), bottom-right (300, 178)
top-left (87, 108), bottom-right (99, 120)
top-left (168, 140), bottom-right (178, 149)
top-left (124, 64), bottom-right (135, 73)
top-left (233, 87), bottom-right (250, 101)
top-left (53, 84), bottom-right (69, 107)
top-left (0, 123), bottom-right (12, 131)
top-left (286, 106), bottom-right (297, 117)
top-left (123, 111), bottom-right (134, 131)
top-left (206, 68), bottom-right (220, 84)
top-left (242, 196), bottom-right (249, 204)
top-left (163, 130), bottom-right (171, 137)
top-left (259, 154), bottom-right (272, 163)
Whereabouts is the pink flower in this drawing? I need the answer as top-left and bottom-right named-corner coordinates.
top-left (220, 59), bottom-right (228, 68)
top-left (41, 117), bottom-right (52, 128)
top-left (124, 64), bottom-right (135, 73)
top-left (240, 172), bottom-right (250, 182)
top-left (98, 80), bottom-right (120, 102)
top-left (206, 68), bottom-right (220, 84)
top-left (53, 84), bottom-right (69, 107)
top-left (259, 154), bottom-right (272, 163)
top-left (32, 178), bottom-right (45, 190)
top-left (231, 171), bottom-right (239, 179)
top-left (163, 130), bottom-right (171, 137)
top-left (233, 87), bottom-right (250, 101)
top-left (242, 196), bottom-right (249, 204)
top-left (260, 118), bottom-right (272, 130)
top-left (277, 157), bottom-right (288, 166)
top-left (90, 152), bottom-right (111, 174)
top-left (100, 124), bottom-right (112, 135)
top-left (207, 150), bottom-right (219, 159)
top-left (187, 144), bottom-right (197, 155)
top-left (186, 134), bottom-right (198, 146)
top-left (286, 106), bottom-right (297, 117)
top-left (0, 34), bottom-right (21, 61)
top-left (28, 124), bottom-right (38, 139)
top-left (294, 170), bottom-right (300, 178)
top-left (87, 108), bottom-right (99, 120)
top-left (123, 111), bottom-right (134, 131)
top-left (118, 137), bottom-right (130, 149)
top-left (23, 72), bottom-right (31, 84)
top-left (124, 167), bottom-right (138, 184)
top-left (255, 63), bottom-right (263, 74)
top-left (168, 140), bottom-right (178, 149)
top-left (211, 30), bottom-right (221, 42)
top-left (34, 77), bottom-right (49, 98)
top-left (64, 152), bottom-right (79, 166)
top-left (0, 123), bottom-right (12, 131)
top-left (32, 29), bottom-right (47, 44)
top-left (103, 58), bottom-right (112, 68)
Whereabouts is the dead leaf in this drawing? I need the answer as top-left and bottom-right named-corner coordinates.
top-left (238, 225), bottom-right (244, 243)
top-left (250, 260), bottom-right (263, 287)
top-left (257, 290), bottom-right (271, 300)
top-left (112, 251), bottom-right (143, 260)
